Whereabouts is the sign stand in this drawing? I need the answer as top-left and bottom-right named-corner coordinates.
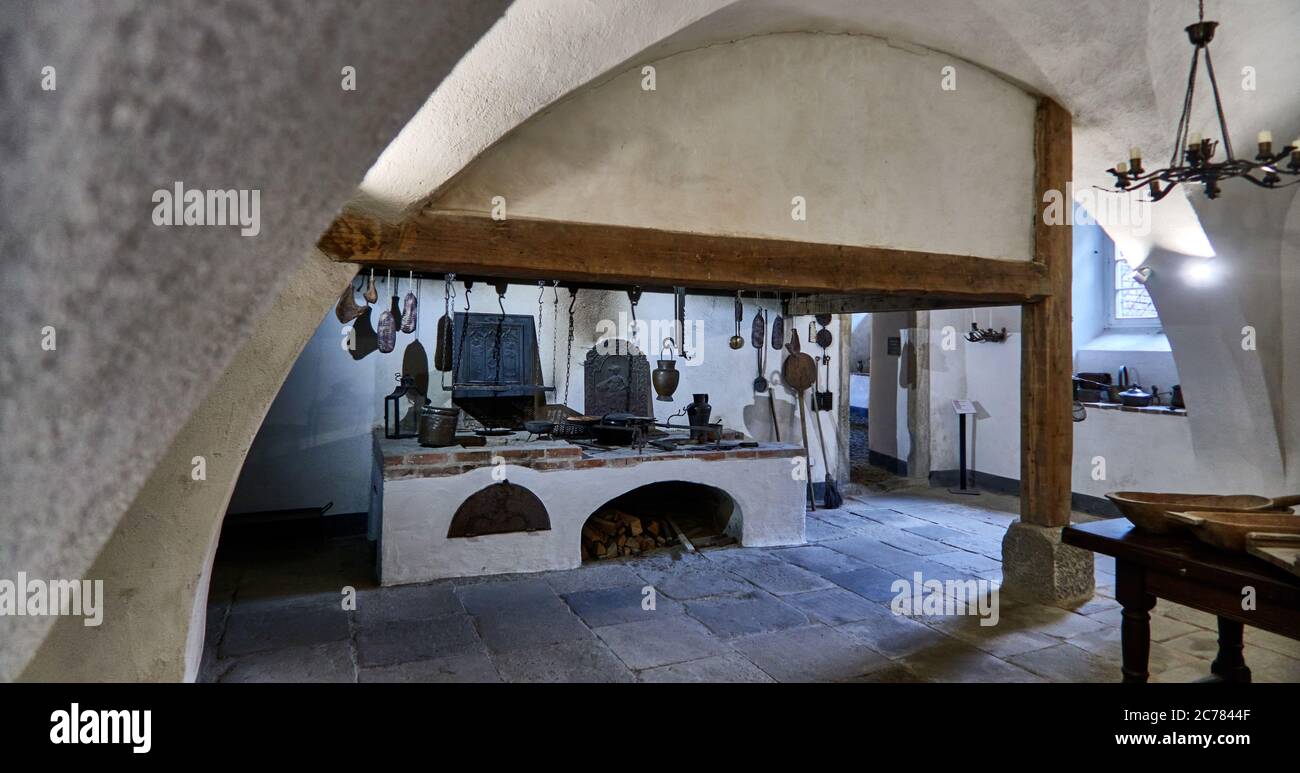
top-left (949, 400), bottom-right (979, 496)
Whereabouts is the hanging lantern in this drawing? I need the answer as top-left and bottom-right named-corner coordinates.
top-left (384, 374), bottom-right (424, 439)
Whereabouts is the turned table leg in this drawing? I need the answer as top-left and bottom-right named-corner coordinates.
top-left (1115, 560), bottom-right (1156, 683)
top-left (1210, 617), bottom-right (1252, 683)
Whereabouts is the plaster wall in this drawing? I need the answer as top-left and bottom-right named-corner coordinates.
top-left (430, 32), bottom-right (1037, 260)
top-left (850, 314), bottom-right (871, 374)
top-left (21, 254), bottom-right (358, 682)
top-left (381, 456), bottom-right (806, 585)
top-left (918, 304), bottom-right (1247, 500)
top-left (227, 305), bottom-right (379, 516)
top-left (2, 0), bottom-right (510, 682)
top-left (867, 312), bottom-right (910, 464)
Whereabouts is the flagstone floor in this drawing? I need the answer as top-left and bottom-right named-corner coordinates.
top-left (200, 483), bottom-right (1300, 683)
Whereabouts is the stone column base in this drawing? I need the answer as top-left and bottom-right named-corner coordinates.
top-left (1000, 520), bottom-right (1094, 606)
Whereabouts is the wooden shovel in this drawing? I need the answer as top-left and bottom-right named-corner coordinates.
top-left (782, 348), bottom-right (819, 511)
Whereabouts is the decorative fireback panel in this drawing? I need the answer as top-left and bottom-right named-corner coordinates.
top-left (583, 346), bottom-right (651, 417)
top-left (451, 312), bottom-right (550, 428)
top-left (452, 313), bottom-right (540, 393)
top-left (447, 482), bottom-right (551, 538)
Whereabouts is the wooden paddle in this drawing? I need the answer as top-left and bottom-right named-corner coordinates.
top-left (782, 346), bottom-right (818, 511)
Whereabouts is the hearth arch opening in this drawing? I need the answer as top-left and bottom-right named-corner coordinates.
top-left (447, 481), bottom-right (551, 538)
top-left (580, 480), bottom-right (741, 561)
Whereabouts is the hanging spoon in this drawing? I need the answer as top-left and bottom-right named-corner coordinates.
top-left (729, 291), bottom-right (745, 349)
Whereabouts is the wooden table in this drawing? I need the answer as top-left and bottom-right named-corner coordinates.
top-left (1063, 519), bottom-right (1300, 683)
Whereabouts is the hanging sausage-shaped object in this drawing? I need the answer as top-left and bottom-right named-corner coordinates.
top-left (770, 305), bottom-right (785, 351)
top-left (389, 271), bottom-right (403, 331)
top-left (377, 270), bottom-right (397, 353)
top-left (400, 270), bottom-right (418, 333)
top-left (335, 277), bottom-right (365, 323)
top-left (363, 268), bottom-right (378, 304)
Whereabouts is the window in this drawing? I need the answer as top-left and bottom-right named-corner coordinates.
top-left (1107, 247), bottom-right (1159, 328)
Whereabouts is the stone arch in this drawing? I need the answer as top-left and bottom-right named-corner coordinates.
top-left (448, 482), bottom-right (551, 538)
top-left (581, 481), bottom-right (743, 560)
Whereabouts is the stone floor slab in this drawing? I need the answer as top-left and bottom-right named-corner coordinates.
top-left (594, 615), bottom-right (729, 670)
top-left (783, 587), bottom-right (885, 625)
top-left (827, 566), bottom-right (909, 602)
top-left (1008, 643), bottom-right (1119, 683)
top-left (804, 518), bottom-right (850, 543)
top-left (924, 613), bottom-right (1059, 659)
top-left (835, 606), bottom-right (959, 659)
top-left (823, 535), bottom-right (921, 568)
top-left (355, 614), bottom-right (483, 668)
top-left (927, 550), bottom-right (1002, 573)
top-left (562, 584), bottom-right (683, 628)
top-left (220, 594), bottom-right (350, 657)
top-left (997, 603), bottom-right (1108, 640)
top-left (731, 625), bottom-right (889, 682)
top-left (471, 605), bottom-right (594, 655)
top-left (218, 641), bottom-right (355, 683)
top-left (684, 592), bottom-right (809, 639)
top-left (857, 524), bottom-right (953, 556)
top-left (455, 578), bottom-right (562, 614)
top-left (904, 523), bottom-right (1001, 555)
top-left (1064, 625), bottom-right (1201, 676)
top-left (637, 654), bottom-right (774, 683)
top-left (491, 638), bottom-right (635, 683)
top-left (900, 639), bottom-right (1044, 683)
top-left (636, 561), bottom-right (755, 600)
top-left (702, 550), bottom-right (834, 595)
top-left (356, 583), bottom-right (463, 624)
top-left (770, 544), bottom-right (870, 576)
top-left (542, 563), bottom-right (646, 595)
top-left (358, 652), bottom-right (501, 683)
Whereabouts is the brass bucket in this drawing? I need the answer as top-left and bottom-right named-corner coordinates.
top-left (418, 405), bottom-right (460, 447)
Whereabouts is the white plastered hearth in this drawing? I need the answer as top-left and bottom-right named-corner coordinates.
top-left (380, 452), bottom-right (806, 585)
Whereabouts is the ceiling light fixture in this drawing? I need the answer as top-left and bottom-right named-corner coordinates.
top-left (1105, 0), bottom-right (1300, 202)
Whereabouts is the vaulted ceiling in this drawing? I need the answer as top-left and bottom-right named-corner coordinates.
top-left (357, 0), bottom-right (1300, 260)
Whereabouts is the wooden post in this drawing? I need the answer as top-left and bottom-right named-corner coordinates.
top-left (1020, 98), bottom-right (1072, 528)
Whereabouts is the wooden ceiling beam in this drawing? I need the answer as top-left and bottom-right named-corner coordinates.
top-left (787, 293), bottom-right (1024, 315)
top-left (317, 209), bottom-right (1051, 304)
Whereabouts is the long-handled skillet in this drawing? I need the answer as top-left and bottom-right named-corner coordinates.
top-left (782, 331), bottom-right (818, 511)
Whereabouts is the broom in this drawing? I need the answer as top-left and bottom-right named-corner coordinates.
top-left (811, 407), bottom-right (843, 509)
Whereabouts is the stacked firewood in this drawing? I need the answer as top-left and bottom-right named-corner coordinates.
top-left (581, 510), bottom-right (673, 560)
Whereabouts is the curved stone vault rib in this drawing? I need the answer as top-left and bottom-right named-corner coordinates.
top-left (7, 0), bottom-right (1300, 682)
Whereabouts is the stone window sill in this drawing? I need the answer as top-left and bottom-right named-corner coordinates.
top-left (1079, 401), bottom-right (1186, 417)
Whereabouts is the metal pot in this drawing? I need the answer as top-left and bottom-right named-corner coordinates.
top-left (1118, 386), bottom-right (1153, 407)
top-left (652, 338), bottom-right (680, 402)
top-left (523, 420), bottom-right (555, 436)
top-left (686, 393), bottom-right (712, 442)
top-left (418, 405), bottom-right (460, 447)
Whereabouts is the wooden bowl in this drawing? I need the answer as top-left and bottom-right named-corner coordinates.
top-left (1105, 491), bottom-right (1294, 535)
top-left (1165, 510), bottom-right (1300, 552)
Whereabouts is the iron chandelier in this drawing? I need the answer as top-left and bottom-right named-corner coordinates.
top-left (1106, 0), bottom-right (1300, 201)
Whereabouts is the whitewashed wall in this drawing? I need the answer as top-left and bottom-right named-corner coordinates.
top-left (430, 32), bottom-right (1036, 260)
